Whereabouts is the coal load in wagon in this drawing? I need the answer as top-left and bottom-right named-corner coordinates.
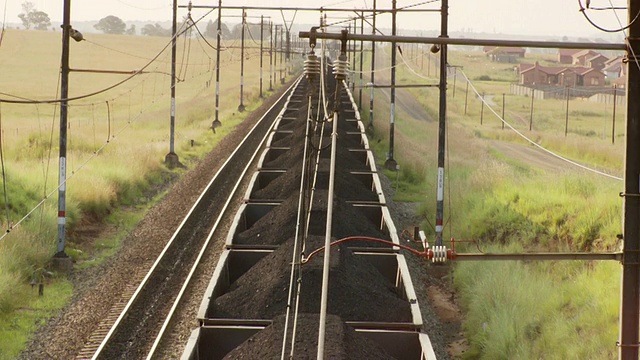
top-left (235, 191), bottom-right (389, 246)
top-left (214, 236), bottom-right (410, 322)
top-left (223, 314), bottom-right (395, 360)
top-left (262, 134), bottom-right (371, 171)
top-left (252, 160), bottom-right (378, 202)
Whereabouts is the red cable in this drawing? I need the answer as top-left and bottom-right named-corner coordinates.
top-left (302, 236), bottom-right (428, 264)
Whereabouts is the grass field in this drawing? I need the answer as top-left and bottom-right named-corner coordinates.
top-left (0, 28), bottom-right (293, 358)
top-left (361, 44), bottom-right (624, 358)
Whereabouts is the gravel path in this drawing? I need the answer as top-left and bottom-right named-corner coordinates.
top-left (18, 84), bottom-right (293, 360)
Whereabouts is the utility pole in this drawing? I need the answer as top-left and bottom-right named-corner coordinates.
top-left (384, 0), bottom-right (398, 170)
top-left (55, 0), bottom-right (72, 261)
top-left (238, 9), bottom-right (246, 112)
top-left (352, 17), bottom-right (357, 93)
top-left (269, 21), bottom-right (274, 91)
top-left (280, 25), bottom-right (284, 83)
top-left (619, 0), bottom-right (640, 357)
top-left (212, 0), bottom-right (222, 129)
top-left (435, 0), bottom-right (448, 247)
top-left (359, 11), bottom-right (364, 110)
top-left (260, 15), bottom-right (264, 98)
top-left (285, 23), bottom-right (291, 73)
top-left (347, 23), bottom-right (352, 89)
top-left (368, 0), bottom-right (376, 130)
top-left (165, 0), bottom-right (180, 167)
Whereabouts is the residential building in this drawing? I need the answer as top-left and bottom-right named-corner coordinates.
top-left (484, 46), bottom-right (526, 63)
top-left (572, 49), bottom-right (600, 66)
top-left (558, 49), bottom-right (580, 64)
top-left (585, 53), bottom-right (609, 71)
top-left (519, 62), bottom-right (605, 87)
top-left (603, 56), bottom-right (624, 79)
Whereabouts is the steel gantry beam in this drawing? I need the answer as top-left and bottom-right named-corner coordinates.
top-left (178, 4), bottom-right (440, 13)
top-left (298, 31), bottom-right (626, 51)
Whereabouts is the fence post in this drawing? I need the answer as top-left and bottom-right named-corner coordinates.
top-left (501, 93), bottom-right (505, 130)
top-left (565, 86), bottom-right (569, 137)
top-left (452, 68), bottom-right (457, 98)
top-left (612, 84), bottom-right (617, 144)
top-left (529, 88), bottom-right (535, 131)
top-left (464, 81), bottom-right (469, 115)
top-left (480, 92), bottom-right (485, 125)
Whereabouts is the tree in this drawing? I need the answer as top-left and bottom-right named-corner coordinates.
top-left (204, 19), bottom-right (231, 39)
top-left (94, 15), bottom-right (127, 35)
top-left (125, 24), bottom-right (136, 35)
top-left (18, 2), bottom-right (50, 30)
top-left (141, 23), bottom-right (171, 37)
top-left (31, 11), bottom-right (51, 31)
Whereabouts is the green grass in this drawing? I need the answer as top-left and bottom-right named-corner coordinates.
top-left (455, 252), bottom-right (618, 360)
top-left (362, 48), bottom-right (625, 358)
top-left (0, 280), bottom-right (73, 360)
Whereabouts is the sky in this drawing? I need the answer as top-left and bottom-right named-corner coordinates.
top-left (1, 0), bottom-right (631, 39)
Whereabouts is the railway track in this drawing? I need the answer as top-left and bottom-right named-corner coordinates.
top-left (87, 50), bottom-right (437, 359)
top-left (82, 77), bottom-right (304, 360)
top-left (181, 54), bottom-right (437, 358)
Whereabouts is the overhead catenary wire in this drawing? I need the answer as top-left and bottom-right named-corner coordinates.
top-left (458, 69), bottom-right (623, 181)
top-left (0, 63), bottom-right (192, 241)
top-left (280, 75), bottom-right (315, 360)
top-left (290, 49), bottom-right (332, 359)
top-left (285, 38), bottom-right (332, 360)
top-left (605, 0), bottom-right (640, 74)
top-left (578, 0), bottom-right (638, 32)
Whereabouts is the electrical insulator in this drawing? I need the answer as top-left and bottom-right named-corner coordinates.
top-left (431, 245), bottom-right (448, 264)
top-left (333, 55), bottom-right (349, 81)
top-left (304, 52), bottom-right (321, 81)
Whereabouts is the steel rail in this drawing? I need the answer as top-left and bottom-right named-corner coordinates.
top-left (299, 31), bottom-right (627, 51)
top-left (146, 76), bottom-right (304, 359)
top-left (91, 76), bottom-right (303, 360)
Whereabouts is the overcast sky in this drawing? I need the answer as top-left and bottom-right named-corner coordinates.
top-left (1, 0), bottom-right (630, 39)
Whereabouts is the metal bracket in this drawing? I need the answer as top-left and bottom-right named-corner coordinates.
top-left (623, 54), bottom-right (640, 64)
top-left (309, 26), bottom-right (319, 48)
top-left (619, 192), bottom-right (640, 197)
top-left (616, 341), bottom-right (640, 348)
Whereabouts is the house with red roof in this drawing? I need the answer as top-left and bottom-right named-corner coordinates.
top-left (484, 46), bottom-right (526, 63)
top-left (572, 49), bottom-right (600, 66)
top-left (519, 62), bottom-right (605, 87)
top-left (585, 53), bottom-right (609, 71)
top-left (603, 56), bottom-right (624, 79)
top-left (558, 49), bottom-right (580, 64)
